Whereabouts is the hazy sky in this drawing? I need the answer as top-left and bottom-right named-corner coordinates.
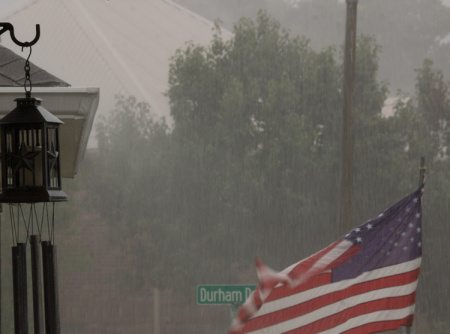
top-left (1, 0), bottom-right (450, 16)
top-left (0, 0), bottom-right (27, 17)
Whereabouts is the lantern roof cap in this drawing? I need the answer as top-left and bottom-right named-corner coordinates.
top-left (0, 96), bottom-right (63, 125)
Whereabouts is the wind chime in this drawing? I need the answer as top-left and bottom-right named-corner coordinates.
top-left (0, 23), bottom-right (65, 334)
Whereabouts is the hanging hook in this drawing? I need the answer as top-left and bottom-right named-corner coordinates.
top-left (0, 22), bottom-right (40, 48)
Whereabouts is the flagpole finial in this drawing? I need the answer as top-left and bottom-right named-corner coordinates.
top-left (419, 157), bottom-right (426, 186)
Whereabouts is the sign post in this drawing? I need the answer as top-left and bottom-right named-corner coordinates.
top-left (229, 303), bottom-right (241, 322)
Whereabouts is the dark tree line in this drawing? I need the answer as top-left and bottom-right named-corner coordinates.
top-left (174, 0), bottom-right (450, 96)
top-left (80, 11), bottom-right (450, 332)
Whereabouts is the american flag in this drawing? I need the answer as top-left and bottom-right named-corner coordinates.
top-left (230, 186), bottom-right (423, 334)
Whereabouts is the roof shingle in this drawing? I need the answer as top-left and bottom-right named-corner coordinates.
top-left (0, 44), bottom-right (70, 87)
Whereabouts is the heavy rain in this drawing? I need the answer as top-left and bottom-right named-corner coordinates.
top-left (0, 0), bottom-right (449, 333)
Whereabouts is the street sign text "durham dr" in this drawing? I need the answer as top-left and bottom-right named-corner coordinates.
top-left (197, 285), bottom-right (257, 305)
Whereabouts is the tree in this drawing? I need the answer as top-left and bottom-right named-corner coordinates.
top-left (391, 60), bottom-right (450, 327)
top-left (83, 95), bottom-right (178, 289)
top-left (169, 10), bottom-right (345, 267)
top-left (80, 10), bottom-right (450, 332)
top-left (167, 10), bottom-right (410, 272)
top-left (175, 0), bottom-right (450, 94)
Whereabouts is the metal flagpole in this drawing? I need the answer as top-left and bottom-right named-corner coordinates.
top-left (405, 157), bottom-right (426, 334)
top-left (419, 157), bottom-right (426, 187)
top-left (406, 157), bottom-right (425, 334)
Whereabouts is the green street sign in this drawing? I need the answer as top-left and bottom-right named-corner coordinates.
top-left (197, 285), bottom-right (257, 305)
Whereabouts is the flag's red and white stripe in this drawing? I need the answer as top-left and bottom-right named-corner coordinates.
top-left (230, 240), bottom-right (420, 334)
top-left (230, 239), bottom-right (357, 332)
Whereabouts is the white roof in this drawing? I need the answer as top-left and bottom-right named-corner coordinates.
top-left (1, 0), bottom-right (231, 129)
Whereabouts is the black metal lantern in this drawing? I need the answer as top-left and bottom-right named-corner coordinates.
top-left (1, 23), bottom-right (68, 334)
top-left (0, 96), bottom-right (67, 203)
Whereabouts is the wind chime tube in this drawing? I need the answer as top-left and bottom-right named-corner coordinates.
top-left (41, 241), bottom-right (60, 334)
top-left (30, 235), bottom-right (44, 334)
top-left (12, 243), bottom-right (29, 334)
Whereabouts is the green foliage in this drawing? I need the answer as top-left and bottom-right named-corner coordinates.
top-left (175, 0), bottom-right (450, 94)
top-left (80, 10), bottom-right (450, 329)
top-left (168, 10), bottom-right (346, 267)
top-left (84, 95), bottom-right (175, 288)
top-left (415, 59), bottom-right (450, 154)
top-left (392, 60), bottom-right (450, 323)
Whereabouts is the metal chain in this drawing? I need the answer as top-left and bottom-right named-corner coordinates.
top-left (23, 46), bottom-right (32, 97)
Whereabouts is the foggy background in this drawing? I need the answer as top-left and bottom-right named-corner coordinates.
top-left (1, 0), bottom-right (450, 333)
top-left (173, 0), bottom-right (450, 96)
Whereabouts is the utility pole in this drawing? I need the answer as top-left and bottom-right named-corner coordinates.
top-left (338, 0), bottom-right (358, 237)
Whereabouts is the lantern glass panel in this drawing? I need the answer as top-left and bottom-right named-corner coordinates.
top-left (5, 126), bottom-right (43, 188)
top-left (46, 126), bottom-right (61, 189)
